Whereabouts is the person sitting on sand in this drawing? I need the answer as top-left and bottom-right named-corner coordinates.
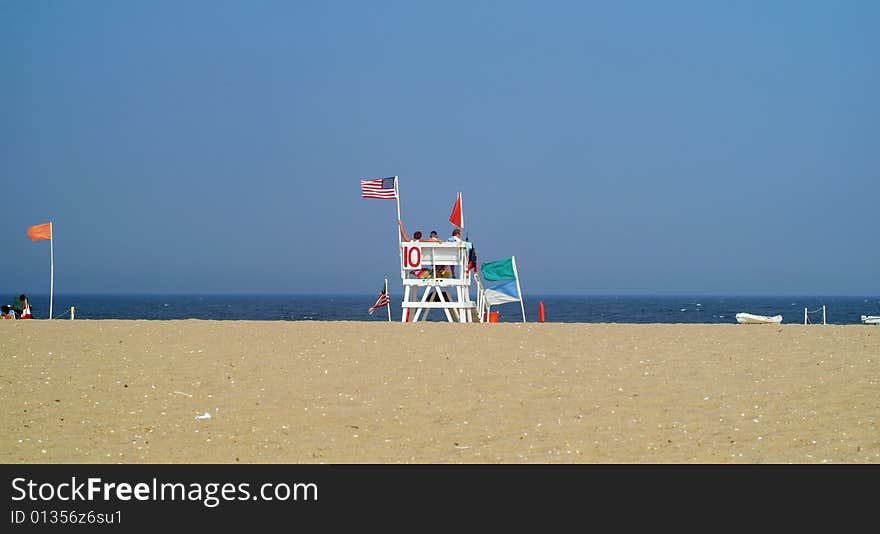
top-left (13, 294), bottom-right (31, 319)
top-left (12, 295), bottom-right (24, 319)
top-left (20, 295), bottom-right (31, 319)
top-left (1, 305), bottom-right (14, 320)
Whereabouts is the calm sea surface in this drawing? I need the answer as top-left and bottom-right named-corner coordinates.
top-left (13, 294), bottom-right (880, 325)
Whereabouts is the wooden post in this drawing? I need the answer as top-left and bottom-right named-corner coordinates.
top-left (822, 305), bottom-right (826, 325)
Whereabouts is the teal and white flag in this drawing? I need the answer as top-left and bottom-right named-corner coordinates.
top-left (484, 280), bottom-right (521, 305)
top-left (480, 255), bottom-right (526, 322)
top-left (481, 257), bottom-right (515, 281)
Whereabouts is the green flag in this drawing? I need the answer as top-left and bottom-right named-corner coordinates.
top-left (481, 257), bottom-right (515, 281)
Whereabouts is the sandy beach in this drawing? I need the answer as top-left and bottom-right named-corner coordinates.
top-left (1, 320), bottom-right (877, 464)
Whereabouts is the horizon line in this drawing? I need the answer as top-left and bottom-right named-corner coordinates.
top-left (6, 292), bottom-right (879, 298)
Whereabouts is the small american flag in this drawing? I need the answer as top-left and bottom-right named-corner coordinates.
top-left (361, 177), bottom-right (397, 199)
top-left (368, 287), bottom-right (390, 315)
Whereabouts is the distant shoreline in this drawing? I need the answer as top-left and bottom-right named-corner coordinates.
top-left (8, 292), bottom-right (880, 298)
top-left (5, 318), bottom-right (880, 326)
top-left (4, 294), bottom-right (878, 324)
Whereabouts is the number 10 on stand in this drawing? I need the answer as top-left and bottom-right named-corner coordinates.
top-left (402, 245), bottom-right (421, 269)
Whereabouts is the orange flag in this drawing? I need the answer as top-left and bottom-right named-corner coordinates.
top-left (449, 192), bottom-right (463, 228)
top-left (27, 222), bottom-right (52, 241)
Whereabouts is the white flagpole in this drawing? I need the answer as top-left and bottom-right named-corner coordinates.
top-left (49, 222), bottom-right (54, 320)
top-left (459, 192), bottom-right (463, 229)
top-left (394, 176), bottom-right (401, 225)
top-left (394, 176), bottom-right (406, 323)
top-left (394, 176), bottom-right (402, 258)
top-left (385, 278), bottom-right (391, 322)
top-left (511, 256), bottom-right (526, 323)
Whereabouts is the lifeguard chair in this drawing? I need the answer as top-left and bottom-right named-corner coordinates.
top-left (399, 241), bottom-right (476, 322)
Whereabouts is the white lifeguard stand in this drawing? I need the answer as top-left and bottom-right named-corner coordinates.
top-left (399, 241), bottom-right (476, 322)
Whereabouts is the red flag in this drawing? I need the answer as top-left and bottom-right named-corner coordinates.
top-left (449, 192), bottom-right (463, 228)
top-left (27, 222), bottom-right (52, 241)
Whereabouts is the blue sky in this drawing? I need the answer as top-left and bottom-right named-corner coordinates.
top-left (2, 1), bottom-right (877, 296)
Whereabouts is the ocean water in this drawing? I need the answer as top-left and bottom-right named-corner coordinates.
top-left (11, 294), bottom-right (880, 325)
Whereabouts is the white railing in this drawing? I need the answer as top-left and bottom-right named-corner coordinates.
top-left (804, 305), bottom-right (826, 325)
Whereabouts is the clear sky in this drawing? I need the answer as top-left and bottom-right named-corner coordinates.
top-left (2, 1), bottom-right (877, 296)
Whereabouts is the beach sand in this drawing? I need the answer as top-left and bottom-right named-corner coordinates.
top-left (1, 320), bottom-right (878, 464)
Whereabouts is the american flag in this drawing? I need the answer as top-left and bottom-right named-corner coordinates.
top-left (368, 288), bottom-right (390, 315)
top-left (361, 177), bottom-right (397, 199)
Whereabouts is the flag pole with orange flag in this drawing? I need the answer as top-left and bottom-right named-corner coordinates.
top-left (27, 222), bottom-right (53, 319)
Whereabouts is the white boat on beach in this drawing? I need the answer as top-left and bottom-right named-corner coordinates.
top-left (861, 315), bottom-right (880, 325)
top-left (736, 312), bottom-right (783, 324)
